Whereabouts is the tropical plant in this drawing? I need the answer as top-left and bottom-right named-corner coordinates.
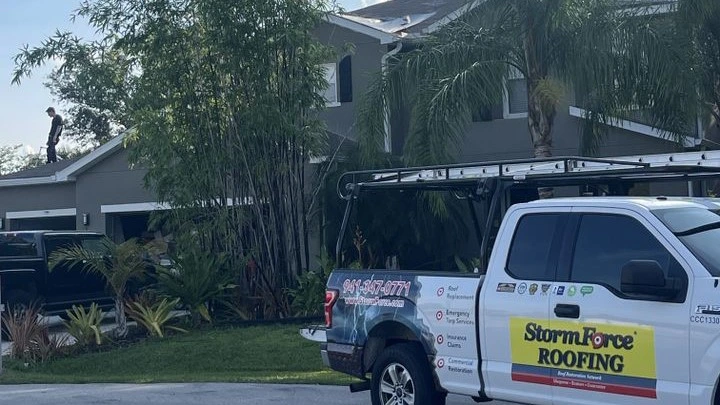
top-left (673, 1), bottom-right (720, 138)
top-left (49, 237), bottom-right (149, 338)
top-left (2, 304), bottom-right (69, 363)
top-left (155, 247), bottom-right (235, 327)
top-left (2, 304), bottom-right (44, 362)
top-left (357, 0), bottom-right (702, 198)
top-left (287, 248), bottom-right (334, 317)
top-left (126, 297), bottom-right (186, 338)
top-left (63, 303), bottom-right (104, 347)
top-left (31, 329), bottom-right (71, 364)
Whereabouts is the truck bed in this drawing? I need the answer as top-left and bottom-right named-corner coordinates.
top-left (321, 268), bottom-right (485, 395)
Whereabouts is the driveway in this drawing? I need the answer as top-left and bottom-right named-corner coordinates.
top-left (0, 383), bottom-right (513, 405)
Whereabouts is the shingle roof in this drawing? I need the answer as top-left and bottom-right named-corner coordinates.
top-left (0, 129), bottom-right (130, 188)
top-left (344, 0), bottom-right (471, 35)
top-left (0, 156), bottom-right (83, 180)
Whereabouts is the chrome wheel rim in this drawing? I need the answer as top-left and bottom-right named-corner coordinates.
top-left (379, 362), bottom-right (415, 405)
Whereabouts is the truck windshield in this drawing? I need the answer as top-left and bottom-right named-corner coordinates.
top-left (653, 207), bottom-right (720, 276)
top-left (0, 233), bottom-right (38, 257)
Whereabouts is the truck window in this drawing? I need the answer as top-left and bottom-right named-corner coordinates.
top-left (44, 237), bottom-right (77, 257)
top-left (79, 236), bottom-right (106, 255)
top-left (338, 189), bottom-right (481, 272)
top-left (570, 214), bottom-right (686, 296)
top-left (0, 233), bottom-right (37, 257)
top-left (652, 207), bottom-right (720, 276)
top-left (506, 214), bottom-right (564, 280)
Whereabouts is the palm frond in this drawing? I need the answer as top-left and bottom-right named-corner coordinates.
top-left (49, 244), bottom-right (110, 278)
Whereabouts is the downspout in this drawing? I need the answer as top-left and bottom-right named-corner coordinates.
top-left (381, 42), bottom-right (403, 153)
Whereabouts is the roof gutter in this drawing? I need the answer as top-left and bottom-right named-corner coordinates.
top-left (0, 175), bottom-right (61, 188)
top-left (381, 42), bottom-right (403, 153)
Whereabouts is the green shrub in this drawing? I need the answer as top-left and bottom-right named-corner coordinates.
top-left (3, 304), bottom-right (44, 362)
top-left (31, 329), bottom-right (71, 363)
top-left (3, 304), bottom-right (69, 363)
top-left (156, 247), bottom-right (235, 326)
top-left (287, 248), bottom-right (333, 317)
top-left (126, 297), bottom-right (186, 338)
top-left (63, 303), bottom-right (104, 347)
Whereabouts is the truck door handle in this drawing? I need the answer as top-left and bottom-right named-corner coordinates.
top-left (554, 304), bottom-right (580, 319)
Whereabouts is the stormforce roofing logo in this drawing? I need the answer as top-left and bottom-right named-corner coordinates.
top-left (523, 322), bottom-right (634, 373)
top-left (510, 317), bottom-right (657, 399)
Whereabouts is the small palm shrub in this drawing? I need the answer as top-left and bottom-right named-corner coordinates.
top-left (63, 303), bottom-right (104, 347)
top-left (126, 297), bottom-right (186, 338)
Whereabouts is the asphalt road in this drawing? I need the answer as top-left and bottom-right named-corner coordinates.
top-left (0, 383), bottom-right (514, 405)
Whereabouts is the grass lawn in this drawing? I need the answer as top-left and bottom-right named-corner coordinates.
top-left (0, 324), bottom-right (356, 385)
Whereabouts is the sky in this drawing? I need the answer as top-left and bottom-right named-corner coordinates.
top-left (0, 0), bottom-right (385, 154)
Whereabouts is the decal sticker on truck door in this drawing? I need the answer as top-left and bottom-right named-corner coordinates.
top-left (509, 317), bottom-right (657, 398)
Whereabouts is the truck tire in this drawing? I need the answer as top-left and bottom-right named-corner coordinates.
top-left (370, 343), bottom-right (446, 405)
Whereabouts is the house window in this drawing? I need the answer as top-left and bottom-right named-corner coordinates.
top-left (321, 63), bottom-right (341, 107)
top-left (503, 67), bottom-right (528, 119)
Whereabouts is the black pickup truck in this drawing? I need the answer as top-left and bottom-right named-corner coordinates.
top-left (0, 231), bottom-right (113, 315)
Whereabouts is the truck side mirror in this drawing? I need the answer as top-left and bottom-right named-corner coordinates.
top-left (621, 260), bottom-right (679, 299)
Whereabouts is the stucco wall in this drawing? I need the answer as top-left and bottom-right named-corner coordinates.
top-left (73, 148), bottom-right (154, 232)
top-left (314, 21), bottom-right (384, 140)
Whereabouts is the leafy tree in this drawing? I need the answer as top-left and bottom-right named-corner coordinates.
top-left (0, 145), bottom-right (23, 175)
top-left (21, 0), bottom-right (335, 318)
top-left (357, 0), bottom-right (709, 197)
top-left (13, 32), bottom-right (134, 144)
top-left (49, 238), bottom-right (149, 338)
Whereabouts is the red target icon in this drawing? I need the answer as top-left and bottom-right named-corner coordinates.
top-left (437, 358), bottom-right (445, 368)
top-left (436, 335), bottom-right (444, 344)
top-left (436, 311), bottom-right (444, 321)
top-left (437, 287), bottom-right (445, 296)
top-left (591, 332), bottom-right (605, 349)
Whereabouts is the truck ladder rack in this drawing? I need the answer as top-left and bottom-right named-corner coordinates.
top-left (337, 150), bottom-right (720, 198)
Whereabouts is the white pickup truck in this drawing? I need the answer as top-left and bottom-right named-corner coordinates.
top-left (304, 153), bottom-right (720, 405)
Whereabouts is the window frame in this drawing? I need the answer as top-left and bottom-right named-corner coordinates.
top-left (563, 212), bottom-right (689, 303)
top-left (504, 212), bottom-right (569, 281)
top-left (321, 62), bottom-right (341, 108)
top-left (502, 66), bottom-right (529, 119)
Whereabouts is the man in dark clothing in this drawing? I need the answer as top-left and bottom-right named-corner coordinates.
top-left (45, 107), bottom-right (63, 163)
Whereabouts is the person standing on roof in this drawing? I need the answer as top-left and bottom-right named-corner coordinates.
top-left (45, 107), bottom-right (63, 163)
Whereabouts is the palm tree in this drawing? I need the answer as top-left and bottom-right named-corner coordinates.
top-left (674, 0), bottom-right (720, 136)
top-left (49, 238), bottom-right (149, 338)
top-left (356, 0), bottom-right (700, 198)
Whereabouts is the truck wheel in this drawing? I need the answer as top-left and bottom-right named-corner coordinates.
top-left (370, 343), bottom-right (446, 405)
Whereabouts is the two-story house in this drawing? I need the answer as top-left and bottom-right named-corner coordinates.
top-left (0, 0), bottom-right (712, 239)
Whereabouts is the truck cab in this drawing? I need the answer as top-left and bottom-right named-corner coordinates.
top-left (480, 196), bottom-right (720, 405)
